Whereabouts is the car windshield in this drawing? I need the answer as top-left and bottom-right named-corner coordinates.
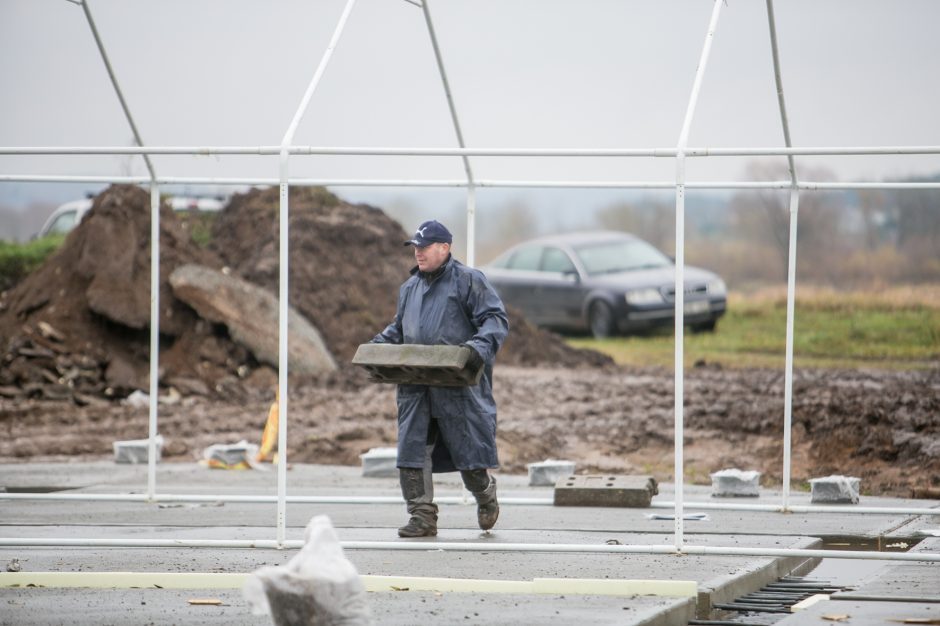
top-left (574, 239), bottom-right (672, 275)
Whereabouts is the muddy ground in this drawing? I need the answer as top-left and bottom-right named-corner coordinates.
top-left (0, 185), bottom-right (937, 499)
top-left (2, 363), bottom-right (937, 498)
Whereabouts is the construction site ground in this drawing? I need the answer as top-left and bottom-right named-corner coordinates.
top-left (1, 462), bottom-right (938, 625)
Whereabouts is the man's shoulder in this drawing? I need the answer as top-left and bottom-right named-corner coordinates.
top-left (449, 259), bottom-right (488, 281)
top-left (400, 273), bottom-right (421, 290)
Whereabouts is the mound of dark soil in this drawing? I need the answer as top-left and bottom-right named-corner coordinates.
top-left (0, 185), bottom-right (255, 402)
top-left (209, 185), bottom-right (610, 368)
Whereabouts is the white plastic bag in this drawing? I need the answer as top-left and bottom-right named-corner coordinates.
top-left (243, 515), bottom-right (372, 625)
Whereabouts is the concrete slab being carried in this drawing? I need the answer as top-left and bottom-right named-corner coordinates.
top-left (351, 343), bottom-right (483, 386)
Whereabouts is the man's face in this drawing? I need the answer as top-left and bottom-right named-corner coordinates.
top-left (414, 242), bottom-right (450, 273)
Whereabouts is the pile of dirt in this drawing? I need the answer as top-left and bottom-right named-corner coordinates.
top-left (0, 185), bottom-right (257, 403)
top-left (207, 185), bottom-right (610, 368)
top-left (0, 185), bottom-right (607, 405)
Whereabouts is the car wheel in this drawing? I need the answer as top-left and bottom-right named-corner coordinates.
top-left (589, 301), bottom-right (616, 339)
top-left (691, 319), bottom-right (717, 333)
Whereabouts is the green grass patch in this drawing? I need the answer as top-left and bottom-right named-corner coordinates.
top-left (176, 211), bottom-right (217, 248)
top-left (0, 235), bottom-right (66, 292)
top-left (568, 290), bottom-right (940, 370)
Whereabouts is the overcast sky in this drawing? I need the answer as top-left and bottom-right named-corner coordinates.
top-left (2, 0), bottom-right (940, 229)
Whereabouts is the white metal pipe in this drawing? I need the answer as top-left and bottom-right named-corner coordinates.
top-left (420, 0), bottom-right (477, 265)
top-left (5, 174), bottom-right (940, 191)
top-left (421, 0), bottom-right (474, 185)
top-left (80, 0), bottom-right (156, 181)
top-left (275, 0), bottom-right (359, 547)
top-left (147, 184), bottom-right (160, 501)
top-left (0, 491), bottom-right (936, 516)
top-left (673, 157), bottom-right (686, 552)
top-left (766, 0), bottom-right (800, 511)
top-left (276, 162), bottom-right (288, 546)
top-left (782, 188), bottom-right (799, 510)
top-left (5, 145), bottom-right (940, 157)
top-left (672, 0), bottom-right (725, 551)
top-left (466, 185), bottom-right (477, 267)
top-left (0, 537), bottom-right (937, 563)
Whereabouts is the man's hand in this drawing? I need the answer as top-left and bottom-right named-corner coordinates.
top-left (462, 343), bottom-right (484, 371)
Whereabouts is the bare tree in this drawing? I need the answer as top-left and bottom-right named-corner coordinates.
top-left (729, 162), bottom-right (844, 282)
top-left (595, 198), bottom-right (675, 253)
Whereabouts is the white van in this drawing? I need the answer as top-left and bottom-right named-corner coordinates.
top-left (36, 195), bottom-right (225, 239)
top-left (36, 198), bottom-right (93, 238)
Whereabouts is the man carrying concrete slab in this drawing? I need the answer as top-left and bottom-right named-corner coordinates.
top-left (371, 220), bottom-right (509, 538)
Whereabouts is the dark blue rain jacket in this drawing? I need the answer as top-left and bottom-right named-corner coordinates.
top-left (372, 256), bottom-right (509, 472)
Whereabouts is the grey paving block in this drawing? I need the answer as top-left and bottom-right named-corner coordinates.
top-left (554, 474), bottom-right (659, 508)
top-left (351, 343), bottom-right (483, 386)
top-left (527, 460), bottom-right (576, 486)
top-left (360, 447), bottom-right (398, 478)
top-left (113, 436), bottom-right (163, 464)
top-left (810, 475), bottom-right (861, 504)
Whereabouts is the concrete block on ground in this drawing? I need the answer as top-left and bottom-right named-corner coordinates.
top-left (202, 440), bottom-right (258, 469)
top-left (351, 343), bottom-right (483, 386)
top-left (360, 447), bottom-right (398, 478)
top-left (554, 474), bottom-right (658, 507)
top-left (113, 436), bottom-right (163, 464)
top-left (527, 459), bottom-right (576, 486)
top-left (809, 475), bottom-right (860, 503)
top-left (710, 468), bottom-right (761, 497)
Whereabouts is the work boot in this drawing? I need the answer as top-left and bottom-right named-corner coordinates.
top-left (462, 470), bottom-right (499, 531)
top-left (398, 467), bottom-right (438, 538)
top-left (397, 515), bottom-right (438, 538)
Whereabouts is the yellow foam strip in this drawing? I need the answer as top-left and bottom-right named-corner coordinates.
top-left (791, 593), bottom-right (830, 611)
top-left (0, 572), bottom-right (248, 589)
top-left (0, 572), bottom-right (696, 597)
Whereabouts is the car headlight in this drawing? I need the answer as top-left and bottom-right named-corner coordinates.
top-left (707, 279), bottom-right (726, 296)
top-left (625, 288), bottom-right (664, 305)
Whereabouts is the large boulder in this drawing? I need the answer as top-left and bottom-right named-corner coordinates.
top-left (169, 264), bottom-right (336, 375)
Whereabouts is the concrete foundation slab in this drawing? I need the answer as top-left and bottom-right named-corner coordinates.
top-left (1, 463), bottom-right (938, 625)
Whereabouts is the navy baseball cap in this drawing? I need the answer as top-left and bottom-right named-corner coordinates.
top-left (404, 220), bottom-right (453, 247)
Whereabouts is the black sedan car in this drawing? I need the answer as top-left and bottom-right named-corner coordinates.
top-left (482, 231), bottom-right (726, 338)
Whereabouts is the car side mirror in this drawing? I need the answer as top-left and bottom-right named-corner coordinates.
top-left (563, 269), bottom-right (580, 283)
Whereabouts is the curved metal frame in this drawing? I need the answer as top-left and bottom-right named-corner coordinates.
top-left (3, 0), bottom-right (939, 564)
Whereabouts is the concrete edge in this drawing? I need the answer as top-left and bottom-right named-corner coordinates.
top-left (694, 536), bottom-right (823, 620)
top-left (634, 597), bottom-right (696, 626)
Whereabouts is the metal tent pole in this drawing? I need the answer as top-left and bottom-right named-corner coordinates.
top-left (766, 0), bottom-right (801, 511)
top-left (79, 0), bottom-right (162, 500)
top-left (420, 0), bottom-right (478, 265)
top-left (79, 0), bottom-right (156, 181)
top-left (275, 0), bottom-right (358, 546)
top-left (6, 173), bottom-right (940, 191)
top-left (147, 184), bottom-right (160, 500)
top-left (673, 0), bottom-right (725, 551)
top-left (6, 144), bottom-right (940, 157)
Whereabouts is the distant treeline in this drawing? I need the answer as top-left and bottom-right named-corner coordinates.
top-left (433, 164), bottom-right (940, 289)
